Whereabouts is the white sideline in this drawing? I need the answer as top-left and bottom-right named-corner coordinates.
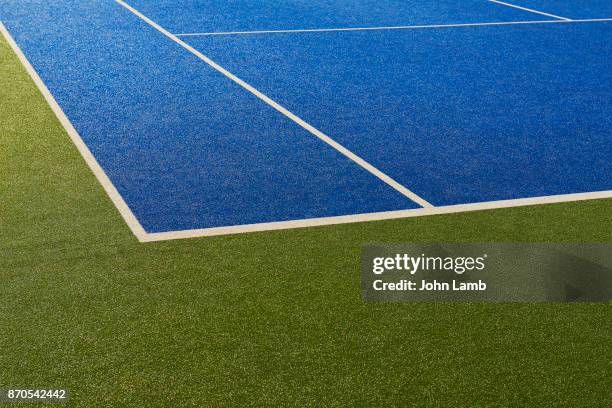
top-left (114, 0), bottom-right (433, 209)
top-left (0, 22), bottom-right (149, 242)
top-left (175, 18), bottom-right (612, 37)
top-left (488, 0), bottom-right (571, 21)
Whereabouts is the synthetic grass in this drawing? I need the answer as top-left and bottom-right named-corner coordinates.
top-left (1, 33), bottom-right (611, 407)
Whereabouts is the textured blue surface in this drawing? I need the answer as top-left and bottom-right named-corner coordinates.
top-left (128, 0), bottom-right (543, 34)
top-left (502, 0), bottom-right (612, 19)
top-left (0, 0), bottom-right (419, 233)
top-left (187, 22), bottom-right (612, 205)
top-left (1, 0), bottom-right (611, 233)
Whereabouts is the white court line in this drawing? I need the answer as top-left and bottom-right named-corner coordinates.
top-left (3, 10), bottom-right (612, 242)
top-left (0, 22), bottom-right (149, 242)
top-left (175, 18), bottom-right (612, 37)
top-left (142, 191), bottom-right (612, 241)
top-left (488, 0), bottom-right (571, 21)
top-left (114, 0), bottom-right (433, 210)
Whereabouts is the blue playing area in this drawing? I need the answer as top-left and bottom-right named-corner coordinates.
top-left (1, 0), bottom-right (611, 237)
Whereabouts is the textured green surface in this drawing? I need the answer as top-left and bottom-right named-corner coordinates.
top-left (1, 34), bottom-right (611, 407)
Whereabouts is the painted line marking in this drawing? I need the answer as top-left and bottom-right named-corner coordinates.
top-left (114, 0), bottom-right (433, 209)
top-left (174, 18), bottom-right (612, 37)
top-left (3, 11), bottom-right (611, 242)
top-left (142, 191), bottom-right (612, 241)
top-left (0, 21), bottom-right (149, 242)
top-left (488, 0), bottom-right (571, 21)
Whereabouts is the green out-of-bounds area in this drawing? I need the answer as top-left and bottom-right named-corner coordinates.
top-left (1, 34), bottom-right (611, 408)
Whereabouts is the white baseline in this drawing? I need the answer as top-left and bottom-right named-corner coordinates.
top-left (143, 192), bottom-right (612, 242)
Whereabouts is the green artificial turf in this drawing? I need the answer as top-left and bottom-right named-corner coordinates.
top-left (1, 33), bottom-right (611, 407)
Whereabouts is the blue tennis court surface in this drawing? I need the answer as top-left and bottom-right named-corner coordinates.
top-left (1, 0), bottom-right (611, 239)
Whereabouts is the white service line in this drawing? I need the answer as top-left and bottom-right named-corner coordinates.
top-left (174, 18), bottom-right (612, 37)
top-left (114, 0), bottom-right (433, 209)
top-left (488, 0), bottom-right (571, 21)
top-left (0, 21), bottom-right (149, 242)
